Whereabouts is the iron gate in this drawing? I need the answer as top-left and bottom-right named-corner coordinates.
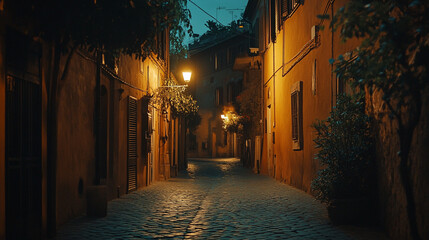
top-left (5, 30), bottom-right (42, 240)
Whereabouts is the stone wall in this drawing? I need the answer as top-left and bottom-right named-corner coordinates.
top-left (369, 87), bottom-right (429, 239)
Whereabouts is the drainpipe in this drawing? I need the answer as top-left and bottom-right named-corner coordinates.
top-left (95, 50), bottom-right (101, 185)
top-left (330, 2), bottom-right (334, 109)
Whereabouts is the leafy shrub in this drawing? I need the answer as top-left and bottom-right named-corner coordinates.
top-left (311, 94), bottom-right (373, 203)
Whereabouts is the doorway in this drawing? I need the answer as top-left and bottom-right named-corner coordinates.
top-left (5, 31), bottom-right (42, 239)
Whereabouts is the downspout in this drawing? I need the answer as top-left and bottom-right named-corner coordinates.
top-left (273, 38), bottom-right (276, 128)
top-left (330, 2), bottom-right (334, 109)
top-left (95, 50), bottom-right (101, 185)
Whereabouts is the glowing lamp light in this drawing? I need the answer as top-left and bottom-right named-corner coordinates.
top-left (221, 114), bottom-right (228, 120)
top-left (182, 71), bottom-right (192, 83)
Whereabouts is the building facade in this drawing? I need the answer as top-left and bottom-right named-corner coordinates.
top-left (188, 32), bottom-right (248, 158)
top-left (245, 0), bottom-right (429, 239)
top-left (0, 3), bottom-right (184, 239)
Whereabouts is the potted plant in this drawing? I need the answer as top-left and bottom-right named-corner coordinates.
top-left (311, 94), bottom-right (374, 225)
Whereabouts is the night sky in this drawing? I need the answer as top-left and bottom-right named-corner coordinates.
top-left (186, 0), bottom-right (248, 44)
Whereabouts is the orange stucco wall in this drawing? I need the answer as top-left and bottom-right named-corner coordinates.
top-left (55, 52), bottom-right (166, 227)
top-left (56, 52), bottom-right (98, 227)
top-left (260, 0), bottom-right (360, 192)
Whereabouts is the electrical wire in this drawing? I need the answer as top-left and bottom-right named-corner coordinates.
top-left (281, 0), bottom-right (335, 77)
top-left (76, 49), bottom-right (149, 93)
top-left (188, 0), bottom-right (226, 27)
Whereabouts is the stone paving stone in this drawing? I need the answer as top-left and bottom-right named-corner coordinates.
top-left (56, 158), bottom-right (388, 240)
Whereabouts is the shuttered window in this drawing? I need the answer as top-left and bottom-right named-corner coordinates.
top-left (271, 0), bottom-right (276, 42)
top-left (281, 0), bottom-right (300, 20)
top-left (291, 92), bottom-right (298, 139)
top-left (127, 96), bottom-right (138, 192)
top-left (281, 0), bottom-right (288, 19)
top-left (291, 81), bottom-right (303, 150)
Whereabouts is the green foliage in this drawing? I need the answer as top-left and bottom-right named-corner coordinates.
top-left (169, 0), bottom-right (192, 56)
top-left (236, 78), bottom-right (261, 138)
top-left (150, 78), bottom-right (199, 119)
top-left (331, 0), bottom-right (429, 117)
top-left (191, 20), bottom-right (243, 47)
top-left (329, 1), bottom-right (428, 238)
top-left (221, 112), bottom-right (243, 133)
top-left (186, 112), bottom-right (201, 133)
top-left (311, 95), bottom-right (373, 203)
top-left (9, 0), bottom-right (191, 57)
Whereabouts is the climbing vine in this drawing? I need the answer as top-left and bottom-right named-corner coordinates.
top-left (150, 78), bottom-right (199, 119)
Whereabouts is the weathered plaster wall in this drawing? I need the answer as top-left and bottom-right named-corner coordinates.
top-left (258, 0), bottom-right (429, 238)
top-left (40, 42), bottom-right (49, 237)
top-left (0, 23), bottom-right (6, 240)
top-left (115, 55), bottom-right (164, 192)
top-left (369, 88), bottom-right (429, 240)
top-left (260, 0), bottom-right (360, 193)
top-left (56, 52), bottom-right (97, 226)
top-left (189, 35), bottom-right (246, 158)
top-left (56, 52), bottom-right (166, 227)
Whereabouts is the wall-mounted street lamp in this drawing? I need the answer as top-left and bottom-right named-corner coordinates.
top-left (182, 71), bottom-right (192, 83)
top-left (160, 70), bottom-right (192, 89)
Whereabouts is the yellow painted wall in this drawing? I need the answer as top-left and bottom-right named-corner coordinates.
top-left (261, 0), bottom-right (360, 192)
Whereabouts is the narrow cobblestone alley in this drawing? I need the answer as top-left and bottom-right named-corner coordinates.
top-left (57, 158), bottom-right (386, 239)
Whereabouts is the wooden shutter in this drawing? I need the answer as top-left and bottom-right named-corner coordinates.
top-left (291, 81), bottom-right (303, 150)
top-left (281, 0), bottom-right (288, 19)
top-left (271, 0), bottom-right (276, 42)
top-left (127, 96), bottom-right (138, 192)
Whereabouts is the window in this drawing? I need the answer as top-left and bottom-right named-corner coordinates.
top-left (102, 52), bottom-right (118, 74)
top-left (281, 0), bottom-right (300, 20)
top-left (214, 52), bottom-right (218, 71)
top-left (227, 48), bottom-right (230, 65)
top-left (271, 0), bottom-right (277, 42)
top-left (157, 29), bottom-right (166, 60)
top-left (224, 131), bottom-right (228, 146)
top-left (140, 60), bottom-right (144, 74)
top-left (215, 87), bottom-right (223, 106)
top-left (147, 65), bottom-right (149, 90)
top-left (265, 0), bottom-right (271, 46)
top-left (227, 83), bottom-right (233, 103)
top-left (291, 81), bottom-right (303, 150)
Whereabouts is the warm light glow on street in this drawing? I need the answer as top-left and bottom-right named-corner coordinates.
top-left (182, 71), bottom-right (192, 82)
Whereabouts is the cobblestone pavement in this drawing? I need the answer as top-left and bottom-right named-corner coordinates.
top-left (57, 158), bottom-right (387, 239)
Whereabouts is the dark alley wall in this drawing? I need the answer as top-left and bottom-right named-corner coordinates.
top-left (56, 51), bottom-right (97, 227)
top-left (369, 88), bottom-right (429, 239)
top-left (0, 22), bottom-right (6, 240)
